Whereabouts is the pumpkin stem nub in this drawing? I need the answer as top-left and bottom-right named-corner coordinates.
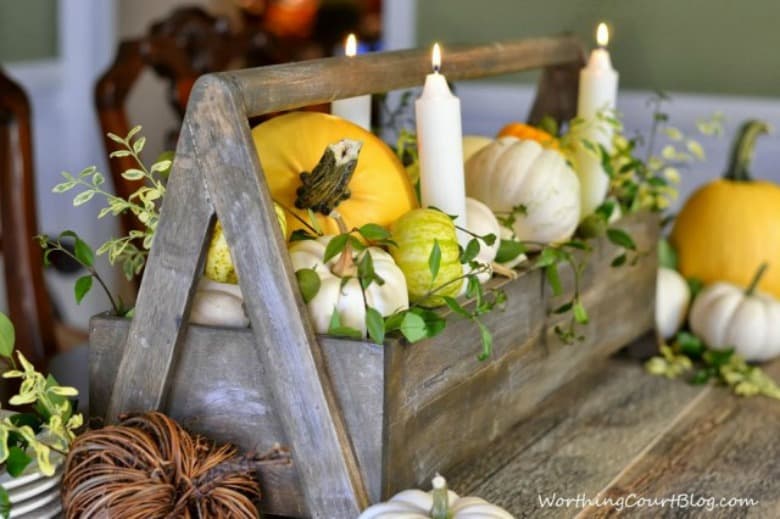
top-left (746, 262), bottom-right (769, 296)
top-left (430, 474), bottom-right (450, 519)
top-left (724, 120), bottom-right (770, 182)
top-left (295, 139), bottom-right (362, 214)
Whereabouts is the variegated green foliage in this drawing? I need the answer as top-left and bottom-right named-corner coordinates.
top-left (52, 125), bottom-right (170, 280)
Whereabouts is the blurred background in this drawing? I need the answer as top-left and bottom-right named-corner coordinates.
top-left (2, 0), bottom-right (780, 334)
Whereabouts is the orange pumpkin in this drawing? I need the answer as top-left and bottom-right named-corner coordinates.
top-left (497, 122), bottom-right (559, 149)
top-left (252, 112), bottom-right (418, 236)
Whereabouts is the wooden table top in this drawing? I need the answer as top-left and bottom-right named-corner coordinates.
top-left (445, 335), bottom-right (780, 518)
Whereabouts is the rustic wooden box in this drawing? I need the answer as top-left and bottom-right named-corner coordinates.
top-left (89, 36), bottom-right (659, 518)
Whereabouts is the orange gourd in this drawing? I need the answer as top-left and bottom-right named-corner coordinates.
top-left (497, 122), bottom-right (559, 149)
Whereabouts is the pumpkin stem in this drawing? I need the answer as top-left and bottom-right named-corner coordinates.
top-left (724, 120), bottom-right (770, 182)
top-left (430, 474), bottom-right (450, 519)
top-left (330, 211), bottom-right (357, 277)
top-left (295, 139), bottom-right (362, 214)
top-left (746, 262), bottom-right (769, 296)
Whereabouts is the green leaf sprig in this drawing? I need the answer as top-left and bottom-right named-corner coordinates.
top-left (0, 312), bottom-right (83, 518)
top-left (646, 331), bottom-right (780, 400)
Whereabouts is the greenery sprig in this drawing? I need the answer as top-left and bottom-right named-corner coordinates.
top-left (0, 312), bottom-right (83, 518)
top-left (646, 331), bottom-right (780, 400)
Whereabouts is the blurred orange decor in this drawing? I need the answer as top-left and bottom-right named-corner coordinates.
top-left (236, 0), bottom-right (321, 38)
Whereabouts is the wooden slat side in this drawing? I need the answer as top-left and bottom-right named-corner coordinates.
top-left (445, 351), bottom-right (706, 518)
top-left (382, 213), bottom-right (659, 496)
top-left (189, 75), bottom-right (368, 518)
top-left (321, 338), bottom-right (385, 503)
top-left (104, 131), bottom-right (214, 420)
top-left (89, 316), bottom-right (308, 517)
top-left (581, 359), bottom-right (780, 518)
top-left (221, 36), bottom-right (583, 116)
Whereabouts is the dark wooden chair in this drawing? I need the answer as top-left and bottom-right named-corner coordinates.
top-left (0, 67), bottom-right (59, 368)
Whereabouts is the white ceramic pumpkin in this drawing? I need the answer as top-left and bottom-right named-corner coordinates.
top-left (689, 264), bottom-right (780, 362)
top-left (465, 136), bottom-right (580, 244)
top-left (462, 135), bottom-right (493, 163)
top-left (190, 278), bottom-right (249, 327)
top-left (358, 475), bottom-right (514, 519)
top-left (655, 268), bottom-right (691, 339)
top-left (289, 236), bottom-right (409, 337)
top-left (465, 197), bottom-right (501, 283)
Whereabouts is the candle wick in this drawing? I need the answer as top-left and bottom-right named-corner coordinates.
top-left (433, 64), bottom-right (441, 74)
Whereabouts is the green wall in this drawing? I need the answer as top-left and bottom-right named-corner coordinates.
top-left (418, 0), bottom-right (780, 97)
top-left (0, 0), bottom-right (58, 62)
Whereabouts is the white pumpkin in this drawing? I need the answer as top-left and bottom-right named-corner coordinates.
top-left (465, 197), bottom-right (501, 283)
top-left (465, 136), bottom-right (580, 244)
top-left (289, 236), bottom-right (409, 337)
top-left (358, 475), bottom-right (514, 519)
top-left (655, 268), bottom-right (690, 339)
top-left (190, 278), bottom-right (249, 327)
top-left (462, 135), bottom-right (493, 163)
top-left (689, 265), bottom-right (780, 362)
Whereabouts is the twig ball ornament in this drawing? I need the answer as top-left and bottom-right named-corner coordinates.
top-left (61, 412), bottom-right (289, 518)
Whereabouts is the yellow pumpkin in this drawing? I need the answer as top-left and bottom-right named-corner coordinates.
top-left (671, 120), bottom-right (780, 297)
top-left (252, 112), bottom-right (418, 236)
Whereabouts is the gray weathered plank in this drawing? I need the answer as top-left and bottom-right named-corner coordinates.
top-left (223, 36), bottom-right (583, 117)
top-left (181, 75), bottom-right (369, 518)
top-left (445, 345), bottom-right (706, 518)
top-left (581, 359), bottom-right (780, 518)
top-left (104, 130), bottom-right (214, 420)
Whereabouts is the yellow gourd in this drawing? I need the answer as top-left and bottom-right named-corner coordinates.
top-left (252, 112), bottom-right (418, 236)
top-left (671, 120), bottom-right (780, 297)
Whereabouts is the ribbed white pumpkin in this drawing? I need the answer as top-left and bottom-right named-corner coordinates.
top-left (289, 237), bottom-right (408, 337)
top-left (358, 475), bottom-right (514, 519)
top-left (465, 136), bottom-right (580, 244)
top-left (465, 197), bottom-right (501, 283)
top-left (190, 278), bottom-right (249, 327)
top-left (656, 268), bottom-right (691, 339)
top-left (689, 265), bottom-right (780, 362)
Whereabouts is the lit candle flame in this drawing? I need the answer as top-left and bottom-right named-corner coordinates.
top-left (345, 33), bottom-right (357, 57)
top-left (596, 23), bottom-right (609, 47)
top-left (432, 43), bottom-right (441, 73)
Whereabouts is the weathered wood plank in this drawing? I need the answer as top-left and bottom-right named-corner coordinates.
top-left (381, 213), bottom-right (659, 497)
top-left (182, 75), bottom-right (368, 518)
top-left (222, 36), bottom-right (583, 117)
top-left (581, 359), bottom-right (780, 518)
top-left (445, 346), bottom-right (706, 518)
top-left (104, 131), bottom-right (214, 420)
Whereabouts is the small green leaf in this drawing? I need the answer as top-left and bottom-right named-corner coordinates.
top-left (72, 190), bottom-right (96, 206)
top-left (358, 223), bottom-right (390, 241)
top-left (92, 171), bottom-right (105, 186)
top-left (74, 238), bottom-right (94, 267)
top-left (323, 234), bottom-right (349, 263)
top-left (327, 309), bottom-right (363, 339)
top-left (606, 228), bottom-right (636, 251)
top-left (495, 239), bottom-right (525, 263)
top-left (400, 312), bottom-right (428, 343)
top-left (109, 149), bottom-right (132, 158)
top-left (611, 254), bottom-right (627, 267)
top-left (6, 447), bottom-right (31, 477)
top-left (0, 312), bottom-right (14, 358)
top-left (295, 269), bottom-right (321, 304)
top-left (52, 181), bottom-right (76, 193)
top-left (534, 247), bottom-right (560, 268)
top-left (690, 368), bottom-right (713, 385)
top-left (121, 169), bottom-right (145, 181)
top-left (289, 229), bottom-right (317, 242)
top-left (658, 239), bottom-right (678, 270)
top-left (408, 308), bottom-right (447, 338)
top-left (133, 136), bottom-right (146, 154)
top-left (151, 160), bottom-right (172, 174)
top-left (365, 307), bottom-right (385, 345)
top-left (573, 301), bottom-right (589, 324)
top-left (428, 240), bottom-right (441, 281)
top-left (74, 275), bottom-right (93, 304)
top-left (442, 296), bottom-right (471, 318)
top-left (545, 264), bottom-right (562, 296)
top-left (676, 331), bottom-right (705, 357)
top-left (703, 348), bottom-right (734, 367)
top-left (553, 302), bottom-right (573, 314)
top-left (0, 485), bottom-right (10, 519)
top-left (687, 277), bottom-right (703, 298)
top-left (480, 233), bottom-right (497, 246)
top-left (477, 320), bottom-right (493, 361)
top-left (460, 239), bottom-right (481, 264)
